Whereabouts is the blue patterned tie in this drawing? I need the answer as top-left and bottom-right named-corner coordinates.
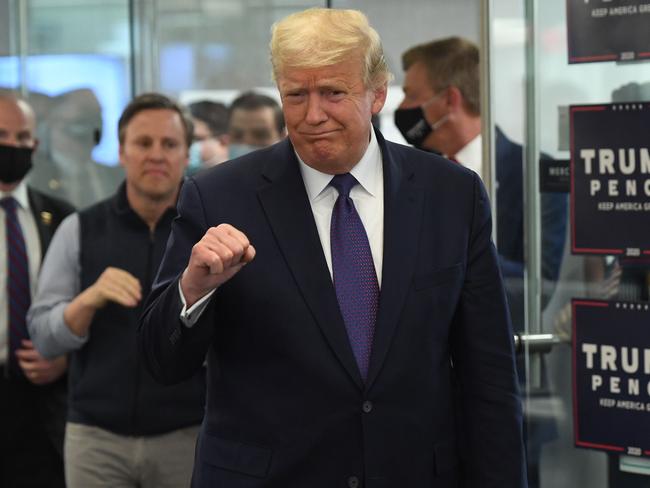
top-left (330, 173), bottom-right (379, 381)
top-left (1, 197), bottom-right (30, 377)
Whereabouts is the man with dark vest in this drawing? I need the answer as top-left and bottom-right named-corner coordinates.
top-left (0, 92), bottom-right (74, 488)
top-left (28, 93), bottom-right (205, 488)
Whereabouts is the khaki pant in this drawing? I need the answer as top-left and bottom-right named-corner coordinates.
top-left (64, 422), bottom-right (198, 488)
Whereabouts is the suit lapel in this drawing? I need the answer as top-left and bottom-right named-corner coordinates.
top-left (366, 134), bottom-right (423, 390)
top-left (27, 188), bottom-right (55, 258)
top-left (257, 140), bottom-right (364, 389)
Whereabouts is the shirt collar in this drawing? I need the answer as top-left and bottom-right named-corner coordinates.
top-left (298, 127), bottom-right (382, 202)
top-left (0, 180), bottom-right (30, 211)
top-left (454, 134), bottom-right (482, 177)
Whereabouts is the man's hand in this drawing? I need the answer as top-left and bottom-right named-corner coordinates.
top-left (64, 267), bottom-right (142, 338)
top-left (16, 340), bottom-right (67, 385)
top-left (181, 223), bottom-right (256, 307)
top-left (81, 267), bottom-right (142, 309)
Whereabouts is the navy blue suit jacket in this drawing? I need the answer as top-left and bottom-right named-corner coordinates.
top-left (139, 130), bottom-right (526, 487)
top-left (495, 127), bottom-right (568, 331)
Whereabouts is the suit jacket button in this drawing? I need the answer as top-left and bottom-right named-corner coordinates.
top-left (362, 400), bottom-right (373, 413)
top-left (348, 476), bottom-right (360, 488)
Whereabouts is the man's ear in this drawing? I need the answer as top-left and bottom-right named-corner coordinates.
top-left (118, 144), bottom-right (126, 168)
top-left (446, 86), bottom-right (464, 111)
top-left (371, 82), bottom-right (388, 115)
top-left (217, 134), bottom-right (230, 146)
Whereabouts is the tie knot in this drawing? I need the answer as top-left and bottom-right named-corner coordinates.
top-left (0, 197), bottom-right (17, 213)
top-left (329, 173), bottom-right (358, 198)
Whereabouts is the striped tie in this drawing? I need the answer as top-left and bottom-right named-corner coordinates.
top-left (330, 173), bottom-right (379, 381)
top-left (1, 197), bottom-right (30, 377)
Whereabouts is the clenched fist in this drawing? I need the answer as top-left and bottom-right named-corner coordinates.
top-left (181, 223), bottom-right (256, 306)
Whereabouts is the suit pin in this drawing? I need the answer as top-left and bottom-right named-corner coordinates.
top-left (40, 211), bottom-right (52, 225)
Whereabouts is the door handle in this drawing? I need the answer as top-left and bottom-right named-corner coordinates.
top-left (514, 333), bottom-right (567, 355)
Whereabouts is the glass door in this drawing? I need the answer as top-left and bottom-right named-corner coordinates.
top-left (489, 0), bottom-right (650, 486)
top-left (0, 0), bottom-right (132, 208)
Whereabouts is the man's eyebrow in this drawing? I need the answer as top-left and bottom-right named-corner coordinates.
top-left (162, 136), bottom-right (181, 143)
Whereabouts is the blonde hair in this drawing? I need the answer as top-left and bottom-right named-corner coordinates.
top-left (270, 8), bottom-right (392, 89)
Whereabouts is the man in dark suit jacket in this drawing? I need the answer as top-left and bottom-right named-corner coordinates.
top-left (394, 37), bottom-right (567, 323)
top-left (139, 8), bottom-right (526, 487)
top-left (0, 93), bottom-right (73, 487)
top-left (394, 39), bottom-right (568, 488)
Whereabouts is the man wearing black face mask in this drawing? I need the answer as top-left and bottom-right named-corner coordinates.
top-left (395, 37), bottom-right (567, 304)
top-left (395, 38), bottom-right (568, 488)
top-left (0, 93), bottom-right (74, 488)
top-left (394, 38), bottom-right (481, 170)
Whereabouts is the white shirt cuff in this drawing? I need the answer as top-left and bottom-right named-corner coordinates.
top-left (178, 281), bottom-right (216, 327)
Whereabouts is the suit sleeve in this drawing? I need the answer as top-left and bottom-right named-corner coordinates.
top-left (138, 178), bottom-right (218, 385)
top-left (540, 192), bottom-right (568, 283)
top-left (451, 173), bottom-right (527, 488)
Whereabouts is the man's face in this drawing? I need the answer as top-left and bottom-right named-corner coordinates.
top-left (278, 57), bottom-right (387, 174)
top-left (192, 118), bottom-right (228, 166)
top-left (228, 107), bottom-right (282, 147)
top-left (192, 119), bottom-right (213, 142)
top-left (399, 61), bottom-right (447, 152)
top-left (119, 108), bottom-right (188, 201)
top-left (0, 98), bottom-right (37, 149)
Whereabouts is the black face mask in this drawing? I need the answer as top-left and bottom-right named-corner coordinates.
top-left (0, 143), bottom-right (33, 184)
top-left (394, 106), bottom-right (449, 150)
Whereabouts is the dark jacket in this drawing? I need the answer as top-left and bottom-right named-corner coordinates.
top-left (69, 183), bottom-right (205, 435)
top-left (140, 131), bottom-right (526, 488)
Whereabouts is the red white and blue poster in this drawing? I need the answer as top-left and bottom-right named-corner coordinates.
top-left (573, 299), bottom-right (650, 456)
top-left (570, 102), bottom-right (650, 256)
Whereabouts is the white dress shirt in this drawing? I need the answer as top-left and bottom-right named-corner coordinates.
top-left (0, 181), bottom-right (41, 365)
top-left (454, 134), bottom-right (483, 180)
top-left (180, 129), bottom-right (385, 326)
top-left (297, 127), bottom-right (384, 284)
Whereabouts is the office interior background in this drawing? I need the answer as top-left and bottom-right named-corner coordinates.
top-left (2, 0), bottom-right (650, 486)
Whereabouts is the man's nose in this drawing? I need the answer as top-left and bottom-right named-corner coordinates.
top-left (305, 94), bottom-right (327, 125)
top-left (148, 142), bottom-right (166, 160)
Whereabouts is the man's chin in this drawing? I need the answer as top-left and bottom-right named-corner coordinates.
top-left (137, 183), bottom-right (177, 202)
top-left (300, 149), bottom-right (340, 173)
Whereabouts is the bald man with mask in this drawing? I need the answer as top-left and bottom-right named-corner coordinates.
top-left (0, 93), bottom-right (74, 487)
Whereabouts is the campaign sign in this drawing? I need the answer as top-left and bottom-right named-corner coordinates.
top-left (573, 299), bottom-right (650, 456)
top-left (570, 103), bottom-right (650, 256)
top-left (567, 0), bottom-right (650, 64)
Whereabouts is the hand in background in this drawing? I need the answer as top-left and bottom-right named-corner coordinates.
top-left (64, 267), bottom-right (142, 338)
top-left (16, 339), bottom-right (67, 385)
top-left (82, 267), bottom-right (142, 308)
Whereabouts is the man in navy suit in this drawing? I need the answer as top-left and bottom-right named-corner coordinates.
top-left (394, 37), bottom-right (567, 488)
top-left (394, 37), bottom-right (567, 314)
top-left (139, 8), bottom-right (526, 487)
